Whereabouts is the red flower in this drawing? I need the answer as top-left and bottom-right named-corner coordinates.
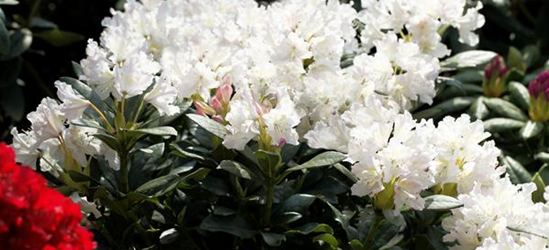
top-left (0, 143), bottom-right (96, 250)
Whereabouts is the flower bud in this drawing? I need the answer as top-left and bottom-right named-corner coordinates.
top-left (482, 55), bottom-right (508, 97)
top-left (194, 101), bottom-right (215, 116)
top-left (215, 76), bottom-right (233, 105)
top-left (528, 71), bottom-right (549, 122)
top-left (210, 96), bottom-right (223, 114)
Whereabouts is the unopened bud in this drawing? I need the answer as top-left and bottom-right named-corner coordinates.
top-left (483, 55), bottom-right (508, 97)
top-left (210, 96), bottom-right (223, 114)
top-left (528, 71), bottom-right (549, 122)
top-left (216, 77), bottom-right (233, 105)
top-left (194, 101), bottom-right (215, 116)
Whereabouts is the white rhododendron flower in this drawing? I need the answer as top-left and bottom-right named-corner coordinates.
top-left (55, 81), bottom-right (90, 119)
top-left (442, 177), bottom-right (549, 249)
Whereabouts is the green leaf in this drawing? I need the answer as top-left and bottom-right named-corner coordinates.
top-left (532, 172), bottom-right (546, 203)
top-left (350, 239), bottom-right (365, 250)
top-left (519, 121), bottom-right (543, 140)
top-left (467, 97), bottom-right (489, 120)
top-left (132, 126), bottom-right (178, 137)
top-left (159, 228), bottom-right (180, 245)
top-left (452, 69), bottom-right (484, 83)
top-left (30, 17), bottom-right (58, 29)
top-left (93, 133), bottom-right (122, 152)
top-left (483, 118), bottom-right (525, 133)
top-left (507, 225), bottom-right (548, 239)
top-left (483, 98), bottom-right (528, 121)
top-left (312, 233), bottom-right (338, 249)
top-left (0, 28), bottom-right (32, 61)
top-left (255, 149), bottom-right (282, 176)
top-left (217, 160), bottom-right (252, 180)
top-left (286, 223), bottom-right (334, 235)
top-left (187, 113), bottom-right (227, 139)
top-left (286, 151), bottom-right (346, 172)
top-left (333, 163), bottom-right (358, 182)
top-left (502, 156), bottom-right (532, 184)
top-left (507, 46), bottom-right (527, 73)
top-left (135, 174), bottom-right (180, 195)
top-left (440, 50), bottom-right (496, 69)
top-left (72, 61), bottom-right (84, 77)
top-left (413, 97), bottom-right (475, 120)
top-left (424, 195), bottom-right (463, 210)
top-left (68, 171), bottom-right (100, 185)
top-left (261, 232), bottom-right (286, 247)
top-left (272, 194), bottom-right (316, 225)
top-left (199, 215), bottom-right (257, 239)
top-left (0, 17), bottom-right (9, 55)
top-left (34, 29), bottom-right (85, 47)
top-left (522, 45), bottom-right (540, 68)
top-left (508, 81), bottom-right (530, 111)
top-left (0, 0), bottom-right (19, 5)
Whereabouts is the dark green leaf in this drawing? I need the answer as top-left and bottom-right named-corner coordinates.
top-left (0, 17), bottom-right (8, 55)
top-left (273, 194), bottom-right (316, 224)
top-left (519, 121), bottom-right (543, 140)
top-left (467, 97), bottom-right (489, 120)
top-left (132, 126), bottom-right (178, 137)
top-left (68, 170), bottom-right (100, 185)
top-left (34, 29), bottom-right (85, 47)
top-left (30, 17), bottom-right (58, 29)
top-left (199, 215), bottom-right (257, 239)
top-left (217, 160), bottom-right (252, 180)
top-left (159, 228), bottom-right (180, 245)
top-left (261, 232), bottom-right (286, 247)
top-left (502, 156), bottom-right (532, 184)
top-left (0, 28), bottom-right (32, 60)
top-left (286, 151), bottom-right (346, 172)
top-left (286, 223), bottom-right (334, 235)
top-left (413, 97), bottom-right (475, 120)
top-left (507, 47), bottom-right (527, 73)
top-left (333, 163), bottom-right (358, 182)
top-left (483, 98), bottom-right (528, 121)
top-left (508, 81), bottom-right (530, 111)
top-left (255, 149), bottom-right (282, 176)
top-left (440, 50), bottom-right (496, 69)
top-left (424, 195), bottom-right (463, 210)
top-left (135, 174), bottom-right (180, 195)
top-left (312, 233), bottom-right (338, 249)
top-left (187, 113), bottom-right (227, 139)
top-left (522, 45), bottom-right (540, 68)
top-left (72, 61), bottom-right (84, 77)
top-left (483, 118), bottom-right (525, 133)
top-left (93, 133), bottom-right (122, 152)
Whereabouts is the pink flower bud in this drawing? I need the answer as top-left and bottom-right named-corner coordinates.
top-left (484, 55), bottom-right (507, 80)
top-left (277, 137), bottom-right (287, 148)
top-left (216, 76), bottom-right (233, 105)
top-left (528, 71), bottom-right (549, 122)
top-left (483, 55), bottom-right (509, 97)
top-left (194, 101), bottom-right (215, 116)
top-left (210, 96), bottom-right (223, 114)
top-left (529, 71), bottom-right (549, 100)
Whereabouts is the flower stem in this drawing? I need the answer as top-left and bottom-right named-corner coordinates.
top-left (119, 149), bottom-right (130, 193)
top-left (90, 103), bottom-right (115, 133)
top-left (263, 178), bottom-right (275, 227)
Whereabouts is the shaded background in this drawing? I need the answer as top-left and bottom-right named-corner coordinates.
top-left (0, 0), bottom-right (548, 142)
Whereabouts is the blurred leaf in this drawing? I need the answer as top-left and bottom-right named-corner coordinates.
top-left (507, 47), bottom-right (527, 73)
top-left (187, 113), bottom-right (227, 139)
top-left (261, 232), bottom-right (286, 247)
top-left (0, 83), bottom-right (24, 121)
top-left (519, 121), bottom-right (543, 140)
top-left (502, 156), bottom-right (532, 184)
top-left (286, 151), bottom-right (346, 172)
top-left (452, 69), bottom-right (483, 83)
top-left (217, 160), bottom-right (253, 180)
top-left (0, 28), bottom-right (32, 61)
top-left (522, 45), bottom-right (540, 68)
top-left (159, 228), bottom-right (180, 245)
top-left (199, 215), bottom-right (257, 239)
top-left (468, 97), bottom-right (489, 120)
top-left (483, 118), bottom-right (525, 133)
top-left (508, 81), bottom-right (530, 111)
top-left (131, 126), bottom-right (178, 137)
top-left (30, 17), bottom-right (58, 29)
top-left (135, 174), bottom-right (180, 196)
top-left (286, 223), bottom-right (334, 235)
top-left (483, 98), bottom-right (528, 121)
top-left (424, 195), bottom-right (463, 210)
top-left (413, 97), bottom-right (475, 120)
top-left (0, 0), bottom-right (18, 5)
top-left (312, 233), bottom-right (338, 249)
top-left (441, 50), bottom-right (496, 69)
top-left (72, 61), bottom-right (84, 77)
top-left (0, 17), bottom-right (8, 55)
top-left (34, 29), bottom-right (85, 47)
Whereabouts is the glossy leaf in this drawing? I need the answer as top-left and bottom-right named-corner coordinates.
top-left (508, 81), bottom-right (530, 111)
top-left (187, 113), bottom-right (227, 139)
top-left (467, 97), bottom-right (489, 120)
top-left (199, 215), bottom-right (257, 239)
top-left (440, 50), bottom-right (496, 69)
top-left (286, 151), bottom-right (346, 172)
top-left (217, 160), bottom-right (252, 180)
top-left (519, 121), bottom-right (543, 140)
top-left (502, 156), bottom-right (532, 184)
top-left (413, 97), bottom-right (475, 120)
top-left (424, 195), bottom-right (463, 210)
top-left (483, 98), bottom-right (528, 121)
top-left (483, 118), bottom-right (525, 133)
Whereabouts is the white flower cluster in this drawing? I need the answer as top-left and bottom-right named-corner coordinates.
top-left (442, 177), bottom-right (549, 249)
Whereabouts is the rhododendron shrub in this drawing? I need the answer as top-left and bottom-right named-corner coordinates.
top-left (0, 143), bottom-right (95, 250)
top-left (9, 0), bottom-right (549, 249)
